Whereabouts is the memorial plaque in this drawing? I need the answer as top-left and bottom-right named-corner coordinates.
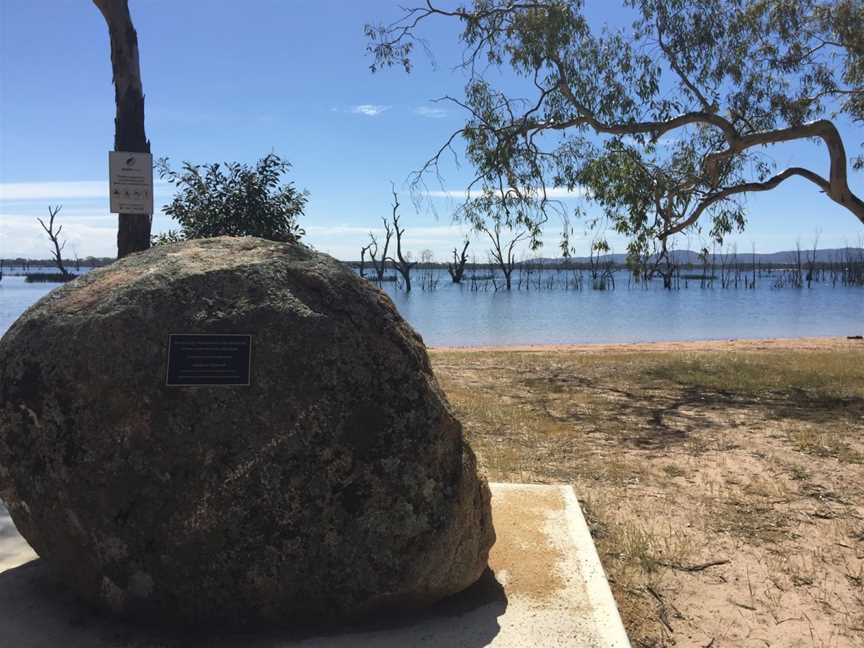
top-left (165, 334), bottom-right (252, 386)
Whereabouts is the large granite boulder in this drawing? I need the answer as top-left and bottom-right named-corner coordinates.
top-left (0, 237), bottom-right (494, 627)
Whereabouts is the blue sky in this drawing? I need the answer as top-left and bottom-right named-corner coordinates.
top-left (1, 0), bottom-right (863, 261)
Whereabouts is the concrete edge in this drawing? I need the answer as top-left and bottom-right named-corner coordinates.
top-left (490, 482), bottom-right (631, 647)
top-left (560, 485), bottom-right (632, 648)
top-left (490, 482), bottom-right (562, 492)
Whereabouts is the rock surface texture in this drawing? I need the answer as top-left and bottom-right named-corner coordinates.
top-left (0, 237), bottom-right (494, 627)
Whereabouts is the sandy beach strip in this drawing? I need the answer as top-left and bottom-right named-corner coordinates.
top-left (428, 334), bottom-right (863, 354)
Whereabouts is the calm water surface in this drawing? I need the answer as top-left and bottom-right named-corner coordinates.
top-left (1, 268), bottom-right (862, 346)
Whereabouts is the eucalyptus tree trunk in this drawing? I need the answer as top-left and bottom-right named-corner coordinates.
top-left (93, 0), bottom-right (151, 258)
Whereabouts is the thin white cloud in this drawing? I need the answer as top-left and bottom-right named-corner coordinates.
top-left (414, 105), bottom-right (447, 119)
top-left (349, 104), bottom-right (391, 117)
top-left (0, 180), bottom-right (171, 202)
top-left (0, 208), bottom-right (113, 222)
top-left (304, 223), bottom-right (474, 260)
top-left (306, 223), bottom-right (469, 240)
top-left (306, 225), bottom-right (377, 236)
top-left (424, 186), bottom-right (588, 200)
top-left (0, 217), bottom-right (117, 258)
top-left (0, 181), bottom-right (109, 200)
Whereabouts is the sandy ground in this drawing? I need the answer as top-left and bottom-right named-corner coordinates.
top-left (431, 337), bottom-right (864, 647)
top-left (430, 334), bottom-right (863, 354)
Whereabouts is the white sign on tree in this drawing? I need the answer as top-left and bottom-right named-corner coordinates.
top-left (109, 151), bottom-right (154, 214)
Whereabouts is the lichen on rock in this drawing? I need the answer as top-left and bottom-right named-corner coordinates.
top-left (0, 236), bottom-right (495, 627)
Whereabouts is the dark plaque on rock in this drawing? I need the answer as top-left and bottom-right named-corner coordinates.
top-left (165, 333), bottom-right (252, 386)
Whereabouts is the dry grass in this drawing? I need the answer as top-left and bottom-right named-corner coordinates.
top-left (431, 340), bottom-right (864, 647)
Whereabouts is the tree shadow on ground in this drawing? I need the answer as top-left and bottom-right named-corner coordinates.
top-left (517, 373), bottom-right (864, 452)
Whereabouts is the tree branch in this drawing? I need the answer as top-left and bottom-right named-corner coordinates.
top-left (661, 166), bottom-right (833, 238)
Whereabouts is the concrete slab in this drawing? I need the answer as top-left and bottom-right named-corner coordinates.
top-left (0, 484), bottom-right (630, 647)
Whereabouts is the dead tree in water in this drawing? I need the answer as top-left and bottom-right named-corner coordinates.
top-left (448, 239), bottom-right (470, 283)
top-left (37, 205), bottom-right (71, 277)
top-left (359, 241), bottom-right (373, 278)
top-left (367, 219), bottom-right (392, 283)
top-left (645, 238), bottom-right (677, 290)
top-left (793, 240), bottom-right (804, 288)
top-left (386, 188), bottom-right (417, 291)
top-left (481, 221), bottom-right (528, 291)
top-left (660, 237), bottom-right (679, 289)
top-left (806, 232), bottom-right (820, 288)
top-left (750, 242), bottom-right (757, 289)
top-left (627, 244), bottom-right (653, 288)
top-left (93, 0), bottom-right (151, 258)
top-left (420, 249), bottom-right (438, 290)
top-left (588, 239), bottom-right (615, 290)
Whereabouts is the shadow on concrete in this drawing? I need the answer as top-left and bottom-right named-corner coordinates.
top-left (0, 560), bottom-right (507, 648)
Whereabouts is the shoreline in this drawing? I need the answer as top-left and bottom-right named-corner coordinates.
top-left (428, 334), bottom-right (863, 354)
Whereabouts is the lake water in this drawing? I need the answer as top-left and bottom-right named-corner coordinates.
top-left (1, 268), bottom-right (862, 346)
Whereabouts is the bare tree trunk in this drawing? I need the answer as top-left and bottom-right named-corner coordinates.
top-left (448, 239), bottom-right (470, 283)
top-left (368, 222), bottom-right (392, 283)
top-left (481, 222), bottom-right (526, 291)
top-left (37, 205), bottom-right (70, 276)
top-left (359, 243), bottom-right (372, 278)
top-left (93, 0), bottom-right (151, 258)
top-left (795, 240), bottom-right (803, 288)
top-left (751, 242), bottom-right (757, 289)
top-left (386, 188), bottom-right (416, 292)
